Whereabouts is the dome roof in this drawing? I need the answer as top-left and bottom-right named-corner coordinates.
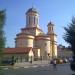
top-left (26, 7), bottom-right (38, 14)
top-left (47, 21), bottom-right (54, 26)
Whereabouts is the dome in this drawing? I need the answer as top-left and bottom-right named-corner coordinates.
top-left (26, 7), bottom-right (38, 14)
top-left (47, 21), bottom-right (54, 26)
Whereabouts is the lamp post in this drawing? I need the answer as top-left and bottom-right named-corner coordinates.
top-left (48, 53), bottom-right (50, 58)
top-left (48, 53), bottom-right (51, 60)
top-left (47, 53), bottom-right (51, 64)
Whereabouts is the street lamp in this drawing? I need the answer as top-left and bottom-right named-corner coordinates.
top-left (48, 53), bottom-right (50, 59)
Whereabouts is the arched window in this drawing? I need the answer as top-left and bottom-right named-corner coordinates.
top-left (45, 43), bottom-right (47, 46)
top-left (29, 16), bottom-right (30, 25)
top-left (34, 16), bottom-right (35, 24)
top-left (36, 17), bottom-right (38, 25)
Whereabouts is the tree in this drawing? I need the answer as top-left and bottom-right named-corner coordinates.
top-left (64, 17), bottom-right (75, 56)
top-left (0, 10), bottom-right (6, 66)
top-left (63, 17), bottom-right (75, 71)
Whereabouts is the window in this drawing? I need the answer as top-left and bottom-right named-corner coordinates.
top-left (45, 43), bottom-right (47, 46)
top-left (29, 16), bottom-right (30, 25)
top-left (34, 16), bottom-right (35, 24)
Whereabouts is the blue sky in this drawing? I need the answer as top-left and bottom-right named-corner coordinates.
top-left (0, 0), bottom-right (75, 47)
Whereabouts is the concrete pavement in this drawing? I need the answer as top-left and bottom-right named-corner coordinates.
top-left (3, 64), bottom-right (75, 75)
top-left (1, 60), bottom-right (49, 70)
top-left (14, 60), bottom-right (49, 67)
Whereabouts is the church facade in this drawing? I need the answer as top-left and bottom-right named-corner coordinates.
top-left (4, 7), bottom-right (57, 62)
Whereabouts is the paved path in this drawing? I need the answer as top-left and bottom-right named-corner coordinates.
top-left (3, 64), bottom-right (75, 75)
top-left (14, 60), bottom-right (50, 67)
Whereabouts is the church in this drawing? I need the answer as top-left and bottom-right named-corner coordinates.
top-left (4, 7), bottom-right (57, 62)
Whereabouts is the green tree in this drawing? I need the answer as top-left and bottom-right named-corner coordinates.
top-left (64, 17), bottom-right (75, 56)
top-left (0, 10), bottom-right (6, 75)
top-left (0, 10), bottom-right (6, 66)
top-left (64, 17), bottom-right (75, 71)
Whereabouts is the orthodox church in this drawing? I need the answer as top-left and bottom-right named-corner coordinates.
top-left (4, 7), bottom-right (57, 62)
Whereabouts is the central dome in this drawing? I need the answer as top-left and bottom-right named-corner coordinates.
top-left (26, 7), bottom-right (38, 14)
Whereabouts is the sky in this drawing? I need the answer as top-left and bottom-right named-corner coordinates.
top-left (0, 0), bottom-right (75, 48)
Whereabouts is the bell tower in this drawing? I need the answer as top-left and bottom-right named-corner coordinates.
top-left (47, 21), bottom-right (54, 34)
top-left (47, 21), bottom-right (57, 58)
top-left (26, 7), bottom-right (39, 28)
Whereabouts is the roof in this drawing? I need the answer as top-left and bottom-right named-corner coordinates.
top-left (47, 21), bottom-right (54, 26)
top-left (4, 47), bottom-right (32, 54)
top-left (26, 7), bottom-right (38, 14)
top-left (35, 35), bottom-right (50, 41)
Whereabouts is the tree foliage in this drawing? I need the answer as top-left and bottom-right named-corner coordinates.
top-left (0, 10), bottom-right (6, 65)
top-left (64, 17), bottom-right (75, 55)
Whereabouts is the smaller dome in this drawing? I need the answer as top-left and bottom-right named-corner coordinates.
top-left (26, 7), bottom-right (38, 14)
top-left (47, 21), bottom-right (54, 26)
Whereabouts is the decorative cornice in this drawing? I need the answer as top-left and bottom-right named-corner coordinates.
top-left (21, 27), bottom-right (43, 32)
top-left (47, 33), bottom-right (57, 36)
top-left (35, 36), bottom-right (50, 41)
